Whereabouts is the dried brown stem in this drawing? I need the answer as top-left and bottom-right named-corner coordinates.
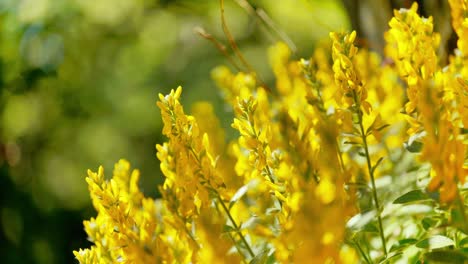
top-left (194, 27), bottom-right (242, 72)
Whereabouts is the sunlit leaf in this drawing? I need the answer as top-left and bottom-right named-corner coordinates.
top-left (397, 204), bottom-right (433, 216)
top-left (416, 235), bottom-right (454, 249)
top-left (240, 216), bottom-right (257, 230)
top-left (229, 184), bottom-right (249, 209)
top-left (346, 211), bottom-right (376, 231)
top-left (249, 248), bottom-right (269, 264)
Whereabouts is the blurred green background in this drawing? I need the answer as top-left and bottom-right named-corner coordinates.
top-left (1, 0), bottom-right (450, 263)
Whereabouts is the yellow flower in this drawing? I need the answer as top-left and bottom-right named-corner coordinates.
top-left (449, 0), bottom-right (468, 56)
top-left (424, 120), bottom-right (467, 203)
top-left (156, 87), bottom-right (225, 218)
top-left (330, 31), bottom-right (371, 113)
top-left (74, 160), bottom-right (191, 263)
top-left (385, 2), bottom-right (440, 114)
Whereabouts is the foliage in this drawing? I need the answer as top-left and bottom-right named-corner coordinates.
top-left (75, 2), bottom-right (468, 263)
top-left (0, 1), bottom-right (347, 263)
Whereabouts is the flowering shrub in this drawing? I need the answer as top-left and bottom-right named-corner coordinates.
top-left (74, 2), bottom-right (468, 263)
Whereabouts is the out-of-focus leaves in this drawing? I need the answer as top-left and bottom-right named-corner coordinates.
top-left (393, 190), bottom-right (430, 204)
top-left (404, 131), bottom-right (426, 153)
top-left (423, 250), bottom-right (467, 263)
top-left (346, 210), bottom-right (376, 232)
top-left (389, 238), bottom-right (418, 252)
top-left (0, 1), bottom-right (350, 263)
top-left (416, 235), bottom-right (455, 250)
top-left (249, 248), bottom-right (268, 264)
top-left (229, 184), bottom-right (249, 209)
top-left (222, 224), bottom-right (236, 234)
top-left (421, 217), bottom-right (437, 230)
top-left (379, 252), bottom-right (403, 264)
top-left (459, 237), bottom-right (468, 248)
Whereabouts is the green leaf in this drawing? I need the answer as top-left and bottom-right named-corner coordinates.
top-left (342, 132), bottom-right (360, 138)
top-left (343, 140), bottom-right (361, 145)
top-left (265, 253), bottom-right (276, 264)
top-left (249, 248), bottom-right (269, 264)
top-left (404, 140), bottom-right (423, 153)
top-left (379, 252), bottom-right (403, 264)
top-left (393, 190), bottom-right (429, 204)
top-left (404, 131), bottom-right (426, 153)
top-left (459, 237), bottom-right (468, 248)
top-left (222, 224), bottom-right (236, 234)
top-left (389, 238), bottom-right (418, 252)
top-left (416, 235), bottom-right (455, 249)
top-left (365, 116), bottom-right (378, 135)
top-left (423, 250), bottom-right (467, 263)
top-left (345, 181), bottom-right (370, 190)
top-left (421, 217), bottom-right (437, 230)
top-left (362, 223), bottom-right (379, 233)
top-left (375, 124), bottom-right (390, 132)
top-left (198, 149), bottom-right (206, 159)
top-left (451, 208), bottom-right (464, 226)
top-left (371, 157), bottom-right (384, 175)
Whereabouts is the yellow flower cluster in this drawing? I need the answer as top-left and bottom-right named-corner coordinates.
top-left (156, 87), bottom-right (224, 219)
top-left (330, 31), bottom-right (371, 113)
top-left (73, 160), bottom-right (192, 263)
top-left (386, 3), bottom-right (439, 90)
top-left (450, 0), bottom-right (468, 57)
top-left (211, 41), bottom-right (360, 262)
top-left (75, 2), bottom-right (468, 263)
top-left (386, 2), bottom-right (467, 202)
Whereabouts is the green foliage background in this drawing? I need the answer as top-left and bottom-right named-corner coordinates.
top-left (0, 0), bottom-right (349, 263)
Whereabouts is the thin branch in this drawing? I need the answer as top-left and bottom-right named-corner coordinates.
top-left (256, 9), bottom-right (297, 53)
top-left (352, 90), bottom-right (388, 257)
top-left (233, 0), bottom-right (297, 53)
top-left (220, 0), bottom-right (255, 74)
top-left (194, 27), bottom-right (243, 72)
top-left (217, 193), bottom-right (256, 259)
top-left (219, 0), bottom-right (271, 93)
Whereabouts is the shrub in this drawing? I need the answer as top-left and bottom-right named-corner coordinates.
top-left (74, 2), bottom-right (468, 263)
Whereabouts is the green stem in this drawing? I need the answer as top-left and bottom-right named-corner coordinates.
top-left (352, 90), bottom-right (387, 257)
top-left (215, 202), bottom-right (249, 264)
top-left (354, 238), bottom-right (372, 264)
top-left (335, 139), bottom-right (346, 173)
top-left (183, 219), bottom-right (200, 249)
top-left (187, 145), bottom-right (255, 258)
top-left (216, 194), bottom-right (256, 259)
